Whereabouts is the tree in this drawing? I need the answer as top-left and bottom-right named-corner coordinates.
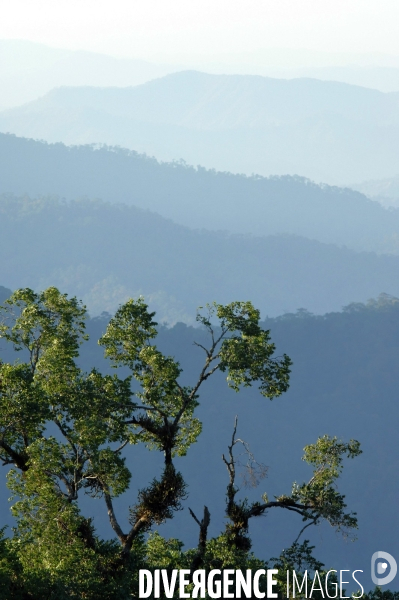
top-left (0, 287), bottom-right (360, 597)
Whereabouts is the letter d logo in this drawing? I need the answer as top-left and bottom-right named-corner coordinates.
top-left (371, 552), bottom-right (397, 586)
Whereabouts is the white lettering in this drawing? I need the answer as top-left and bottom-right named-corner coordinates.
top-left (310, 571), bottom-right (325, 598)
top-left (236, 569), bottom-right (252, 598)
top-left (267, 569), bottom-right (278, 599)
top-left (293, 571), bottom-right (308, 598)
top-left (223, 570), bottom-right (235, 598)
top-left (253, 569), bottom-right (266, 598)
top-left (139, 570), bottom-right (152, 598)
top-left (325, 570), bottom-right (338, 598)
top-left (352, 571), bottom-right (364, 599)
top-left (162, 569), bottom-right (178, 598)
top-left (179, 570), bottom-right (191, 598)
top-left (192, 570), bottom-right (206, 598)
top-left (340, 571), bottom-right (350, 599)
top-left (208, 570), bottom-right (222, 598)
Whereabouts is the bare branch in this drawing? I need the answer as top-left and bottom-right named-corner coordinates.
top-left (189, 506), bottom-right (211, 571)
top-left (193, 341), bottom-right (211, 358)
top-left (122, 517), bottom-right (149, 557)
top-left (293, 519), bottom-right (318, 545)
top-left (189, 325), bottom-right (230, 402)
top-left (104, 489), bottom-right (127, 545)
top-left (247, 501), bottom-right (313, 519)
top-left (113, 439), bottom-right (129, 454)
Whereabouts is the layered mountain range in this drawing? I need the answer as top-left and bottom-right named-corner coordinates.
top-left (1, 133), bottom-right (398, 254)
top-left (1, 134), bottom-right (399, 319)
top-left (2, 54), bottom-right (399, 581)
top-left (1, 71), bottom-right (399, 183)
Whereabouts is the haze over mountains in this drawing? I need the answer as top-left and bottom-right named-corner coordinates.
top-left (2, 36), bottom-right (399, 585)
top-left (3, 40), bottom-right (399, 113)
top-left (1, 134), bottom-right (399, 320)
top-left (245, 65), bottom-right (399, 94)
top-left (2, 71), bottom-right (399, 184)
top-left (3, 192), bottom-right (399, 320)
top-left (352, 174), bottom-right (399, 207)
top-left (0, 40), bottom-right (176, 110)
top-left (1, 133), bottom-right (399, 255)
top-left (178, 48), bottom-right (399, 93)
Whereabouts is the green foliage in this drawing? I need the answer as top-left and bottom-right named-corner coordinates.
top-left (0, 287), bottom-right (361, 597)
top-left (99, 297), bottom-right (158, 369)
top-left (268, 540), bottom-right (340, 600)
top-left (146, 532), bottom-right (189, 570)
top-left (270, 539), bottom-right (324, 573)
top-left (362, 588), bottom-right (399, 600)
top-left (100, 299), bottom-right (202, 458)
top-left (0, 528), bottom-right (25, 599)
top-left (131, 466), bottom-right (187, 528)
top-left (202, 533), bottom-right (267, 573)
top-left (0, 286), bottom-right (86, 373)
top-left (291, 436), bottom-right (362, 535)
top-left (197, 301), bottom-right (292, 397)
top-left (143, 531), bottom-right (269, 599)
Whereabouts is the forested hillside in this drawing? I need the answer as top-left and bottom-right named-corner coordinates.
top-left (2, 194), bottom-right (399, 319)
top-left (3, 1), bottom-right (399, 596)
top-left (1, 134), bottom-right (399, 254)
top-left (1, 287), bottom-right (398, 589)
top-left (1, 72), bottom-right (399, 182)
top-left (1, 67), bottom-right (399, 596)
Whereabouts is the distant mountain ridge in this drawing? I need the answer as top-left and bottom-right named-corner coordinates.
top-left (1, 72), bottom-right (399, 183)
top-left (351, 174), bottom-right (399, 208)
top-left (1, 193), bottom-right (399, 320)
top-left (7, 71), bottom-right (399, 127)
top-left (0, 133), bottom-right (398, 255)
top-left (0, 39), bottom-right (175, 111)
top-left (266, 65), bottom-right (399, 93)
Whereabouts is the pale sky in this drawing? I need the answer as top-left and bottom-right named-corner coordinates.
top-left (0, 0), bottom-right (399, 61)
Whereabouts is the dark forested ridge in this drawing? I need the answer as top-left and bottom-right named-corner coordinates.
top-left (2, 194), bottom-right (399, 320)
top-left (1, 71), bottom-right (399, 183)
top-left (1, 133), bottom-right (399, 254)
top-left (1, 291), bottom-right (398, 588)
top-left (1, 108), bottom-right (399, 594)
top-left (3, 28), bottom-right (399, 598)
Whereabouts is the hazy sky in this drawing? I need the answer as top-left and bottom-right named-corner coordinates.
top-left (0, 0), bottom-right (399, 61)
